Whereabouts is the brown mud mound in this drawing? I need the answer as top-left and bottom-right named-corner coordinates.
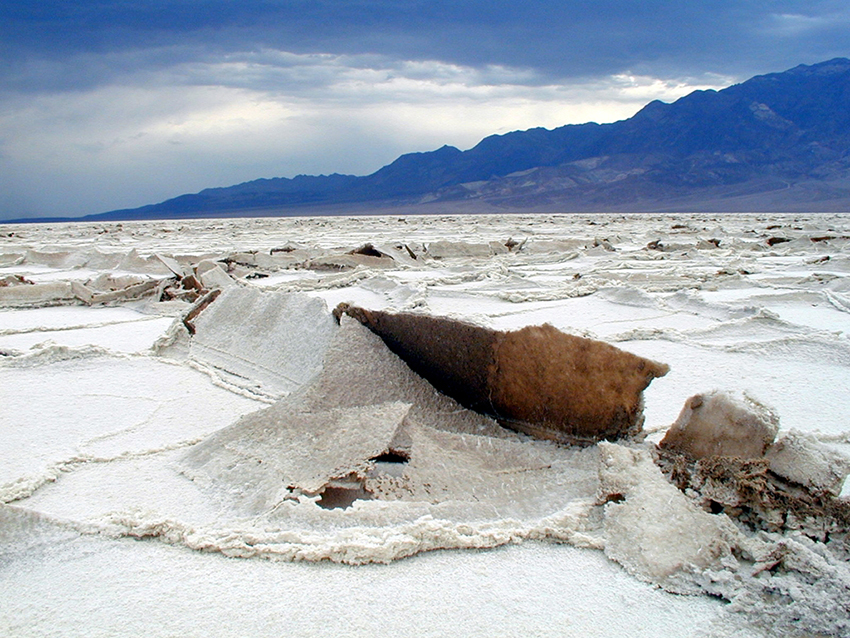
top-left (658, 452), bottom-right (850, 541)
top-left (336, 304), bottom-right (669, 444)
top-left (657, 391), bottom-right (850, 543)
top-left (659, 390), bottom-right (779, 459)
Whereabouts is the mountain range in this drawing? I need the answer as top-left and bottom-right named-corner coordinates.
top-left (60, 58), bottom-right (850, 220)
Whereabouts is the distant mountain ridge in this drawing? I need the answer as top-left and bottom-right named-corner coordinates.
top-left (69, 58), bottom-right (850, 219)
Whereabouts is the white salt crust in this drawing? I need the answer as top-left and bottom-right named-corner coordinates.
top-left (3, 213), bottom-right (850, 637)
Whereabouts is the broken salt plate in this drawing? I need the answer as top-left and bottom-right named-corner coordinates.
top-left (336, 304), bottom-right (668, 444)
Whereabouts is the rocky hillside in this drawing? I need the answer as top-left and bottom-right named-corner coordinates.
top-left (89, 58), bottom-right (850, 219)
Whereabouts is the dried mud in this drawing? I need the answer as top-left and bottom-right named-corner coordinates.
top-left (337, 304), bottom-right (669, 444)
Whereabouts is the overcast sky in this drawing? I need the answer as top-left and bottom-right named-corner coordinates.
top-left (2, 1), bottom-right (849, 219)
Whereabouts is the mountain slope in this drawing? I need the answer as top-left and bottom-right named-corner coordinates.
top-left (89, 58), bottom-right (850, 220)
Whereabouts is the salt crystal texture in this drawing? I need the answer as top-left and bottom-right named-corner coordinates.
top-left (766, 429), bottom-right (850, 495)
top-left (183, 287), bottom-right (337, 397)
top-left (597, 442), bottom-right (738, 593)
top-left (181, 401), bottom-right (412, 514)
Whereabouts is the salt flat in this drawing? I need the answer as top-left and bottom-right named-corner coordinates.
top-left (1, 213), bottom-right (848, 637)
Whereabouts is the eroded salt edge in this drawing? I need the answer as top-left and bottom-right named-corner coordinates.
top-left (13, 436), bottom-right (845, 637)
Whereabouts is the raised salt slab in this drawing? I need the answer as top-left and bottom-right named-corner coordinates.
top-left (339, 305), bottom-right (668, 443)
top-left (181, 402), bottom-right (413, 515)
top-left (186, 287), bottom-right (337, 398)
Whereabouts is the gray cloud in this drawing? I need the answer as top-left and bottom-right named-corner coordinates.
top-left (4, 1), bottom-right (849, 90)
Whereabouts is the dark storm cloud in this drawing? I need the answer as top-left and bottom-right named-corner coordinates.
top-left (3, 1), bottom-right (849, 93)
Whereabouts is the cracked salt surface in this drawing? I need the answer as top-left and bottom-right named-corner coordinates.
top-left (2, 213), bottom-right (849, 637)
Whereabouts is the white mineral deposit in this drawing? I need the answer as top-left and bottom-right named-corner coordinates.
top-left (2, 213), bottom-right (849, 638)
